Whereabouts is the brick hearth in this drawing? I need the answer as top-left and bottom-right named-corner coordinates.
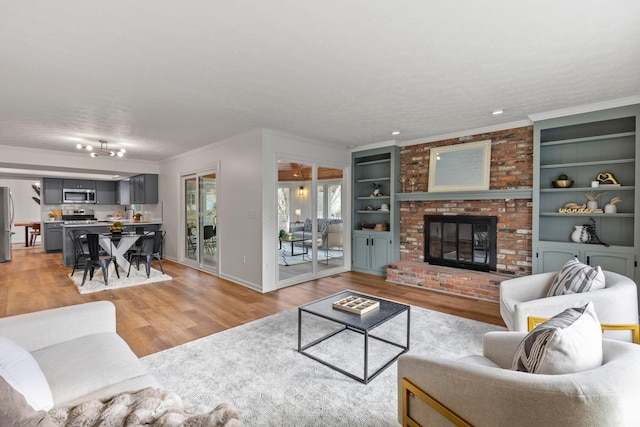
top-left (386, 261), bottom-right (510, 302)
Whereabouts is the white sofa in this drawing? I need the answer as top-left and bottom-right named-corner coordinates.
top-left (0, 301), bottom-right (158, 408)
top-left (398, 331), bottom-right (640, 427)
top-left (500, 270), bottom-right (639, 340)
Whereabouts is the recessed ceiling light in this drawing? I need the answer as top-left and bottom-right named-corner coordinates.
top-left (391, 131), bottom-right (400, 135)
top-left (492, 110), bottom-right (504, 115)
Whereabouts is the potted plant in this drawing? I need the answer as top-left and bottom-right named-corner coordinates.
top-left (133, 213), bottom-right (143, 222)
top-left (110, 221), bottom-right (123, 233)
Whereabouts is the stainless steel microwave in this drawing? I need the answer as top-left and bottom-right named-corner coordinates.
top-left (62, 188), bottom-right (96, 204)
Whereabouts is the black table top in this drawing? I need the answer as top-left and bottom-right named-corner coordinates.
top-left (299, 290), bottom-right (409, 331)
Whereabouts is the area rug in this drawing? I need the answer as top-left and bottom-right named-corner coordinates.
top-left (279, 247), bottom-right (343, 266)
top-left (69, 264), bottom-right (172, 294)
top-left (142, 304), bottom-right (505, 426)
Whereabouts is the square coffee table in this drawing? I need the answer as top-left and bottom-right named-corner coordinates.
top-left (298, 290), bottom-right (410, 384)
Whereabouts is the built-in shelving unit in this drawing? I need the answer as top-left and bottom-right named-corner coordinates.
top-left (532, 105), bottom-right (640, 282)
top-left (351, 147), bottom-right (399, 276)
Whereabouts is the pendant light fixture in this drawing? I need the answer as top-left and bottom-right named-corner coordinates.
top-left (76, 140), bottom-right (126, 157)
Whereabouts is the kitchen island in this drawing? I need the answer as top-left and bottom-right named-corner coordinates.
top-left (62, 222), bottom-right (163, 268)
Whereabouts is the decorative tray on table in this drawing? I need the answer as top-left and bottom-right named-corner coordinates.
top-left (332, 295), bottom-right (380, 315)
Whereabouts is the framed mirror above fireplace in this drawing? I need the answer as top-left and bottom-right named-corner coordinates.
top-left (424, 215), bottom-right (497, 272)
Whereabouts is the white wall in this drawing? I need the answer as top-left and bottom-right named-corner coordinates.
top-left (158, 129), bottom-right (264, 290)
top-left (0, 178), bottom-right (41, 244)
top-left (159, 128), bottom-right (350, 293)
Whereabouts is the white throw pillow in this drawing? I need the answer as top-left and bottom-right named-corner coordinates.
top-left (0, 337), bottom-right (54, 411)
top-left (512, 302), bottom-right (602, 374)
top-left (546, 257), bottom-right (605, 297)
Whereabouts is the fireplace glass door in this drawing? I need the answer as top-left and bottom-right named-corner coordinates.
top-left (425, 215), bottom-right (497, 272)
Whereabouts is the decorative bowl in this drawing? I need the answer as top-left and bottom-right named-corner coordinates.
top-left (552, 179), bottom-right (574, 188)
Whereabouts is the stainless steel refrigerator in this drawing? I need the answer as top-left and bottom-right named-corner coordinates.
top-left (0, 187), bottom-right (14, 262)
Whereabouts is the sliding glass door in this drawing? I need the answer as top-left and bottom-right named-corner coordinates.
top-left (277, 160), bottom-right (344, 284)
top-left (182, 170), bottom-right (218, 273)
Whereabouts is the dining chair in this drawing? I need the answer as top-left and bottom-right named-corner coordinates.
top-left (127, 231), bottom-right (165, 278)
top-left (68, 228), bottom-right (91, 276)
top-left (29, 222), bottom-right (41, 246)
top-left (203, 225), bottom-right (216, 254)
top-left (81, 234), bottom-right (120, 286)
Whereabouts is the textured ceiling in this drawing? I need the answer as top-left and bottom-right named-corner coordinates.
top-left (1, 1), bottom-right (639, 164)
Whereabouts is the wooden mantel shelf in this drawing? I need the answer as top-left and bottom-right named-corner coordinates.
top-left (395, 188), bottom-right (532, 202)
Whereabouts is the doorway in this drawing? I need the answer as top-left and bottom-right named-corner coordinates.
top-left (276, 160), bottom-right (345, 284)
top-left (182, 170), bottom-right (217, 273)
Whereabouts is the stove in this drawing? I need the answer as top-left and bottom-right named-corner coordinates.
top-left (62, 213), bottom-right (97, 224)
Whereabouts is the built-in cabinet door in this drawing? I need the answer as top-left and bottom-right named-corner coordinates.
top-left (352, 234), bottom-right (370, 270)
top-left (536, 246), bottom-right (577, 273)
top-left (43, 178), bottom-right (63, 204)
top-left (585, 251), bottom-right (635, 278)
top-left (370, 234), bottom-right (391, 273)
top-left (44, 223), bottom-right (63, 252)
top-left (537, 245), bottom-right (635, 278)
top-left (95, 181), bottom-right (116, 205)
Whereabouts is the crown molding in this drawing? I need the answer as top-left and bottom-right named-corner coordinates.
top-left (528, 96), bottom-right (640, 122)
top-left (349, 139), bottom-right (398, 153)
top-left (398, 120), bottom-right (532, 147)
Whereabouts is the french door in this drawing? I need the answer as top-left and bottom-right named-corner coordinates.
top-left (182, 170), bottom-right (217, 273)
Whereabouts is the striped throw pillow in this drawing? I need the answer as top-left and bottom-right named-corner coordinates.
top-left (546, 257), bottom-right (605, 297)
top-left (512, 302), bottom-right (602, 374)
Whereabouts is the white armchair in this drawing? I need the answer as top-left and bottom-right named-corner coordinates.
top-left (398, 331), bottom-right (640, 427)
top-left (500, 270), bottom-right (639, 341)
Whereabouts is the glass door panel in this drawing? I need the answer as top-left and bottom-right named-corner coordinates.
top-left (185, 177), bottom-right (198, 261)
top-left (182, 170), bottom-right (218, 274)
top-left (200, 173), bottom-right (217, 271)
top-left (277, 160), bottom-right (345, 284)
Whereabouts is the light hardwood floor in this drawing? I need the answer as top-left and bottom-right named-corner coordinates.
top-left (0, 244), bottom-right (505, 357)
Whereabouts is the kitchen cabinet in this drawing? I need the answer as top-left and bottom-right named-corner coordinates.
top-left (351, 147), bottom-right (399, 276)
top-left (63, 179), bottom-right (95, 189)
top-left (44, 222), bottom-right (63, 252)
top-left (130, 174), bottom-right (158, 204)
top-left (532, 104), bottom-right (640, 284)
top-left (43, 178), bottom-right (63, 204)
top-left (116, 180), bottom-right (130, 205)
top-left (95, 181), bottom-right (116, 205)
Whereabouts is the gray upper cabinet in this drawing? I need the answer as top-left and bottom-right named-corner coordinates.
top-left (116, 180), bottom-right (130, 205)
top-left (532, 104), bottom-right (640, 282)
top-left (130, 174), bottom-right (158, 204)
top-left (43, 178), bottom-right (63, 204)
top-left (95, 181), bottom-right (116, 205)
top-left (63, 179), bottom-right (95, 189)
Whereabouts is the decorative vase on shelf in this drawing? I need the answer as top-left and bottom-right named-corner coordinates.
top-left (571, 226), bottom-right (586, 243)
top-left (586, 200), bottom-right (598, 210)
top-left (604, 203), bottom-right (617, 214)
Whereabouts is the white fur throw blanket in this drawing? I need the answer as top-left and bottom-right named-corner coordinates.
top-left (47, 388), bottom-right (243, 427)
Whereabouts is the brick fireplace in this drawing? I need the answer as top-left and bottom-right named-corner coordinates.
top-left (386, 126), bottom-right (534, 302)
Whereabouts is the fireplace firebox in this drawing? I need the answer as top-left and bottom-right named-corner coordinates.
top-left (424, 215), bottom-right (497, 272)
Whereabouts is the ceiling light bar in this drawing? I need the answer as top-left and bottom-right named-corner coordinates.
top-left (492, 110), bottom-right (504, 115)
top-left (76, 140), bottom-right (126, 157)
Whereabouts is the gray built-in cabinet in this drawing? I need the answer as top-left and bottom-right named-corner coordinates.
top-left (42, 174), bottom-right (157, 206)
top-left (351, 146), bottom-right (400, 276)
top-left (532, 104), bottom-right (640, 284)
top-left (95, 181), bottom-right (116, 205)
top-left (42, 178), bottom-right (63, 204)
top-left (130, 174), bottom-right (158, 204)
top-left (44, 222), bottom-right (63, 252)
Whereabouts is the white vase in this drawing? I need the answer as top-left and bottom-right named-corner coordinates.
top-left (604, 204), bottom-right (617, 214)
top-left (571, 225), bottom-right (586, 243)
top-left (587, 200), bottom-right (598, 210)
